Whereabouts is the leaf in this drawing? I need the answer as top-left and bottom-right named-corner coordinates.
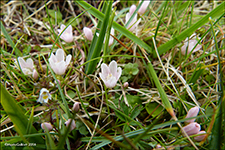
top-left (48, 9), bottom-right (62, 21)
top-left (76, 120), bottom-right (89, 135)
top-left (0, 84), bottom-right (45, 148)
top-left (126, 95), bottom-right (141, 106)
top-left (146, 102), bottom-right (164, 118)
top-left (66, 90), bottom-right (76, 99)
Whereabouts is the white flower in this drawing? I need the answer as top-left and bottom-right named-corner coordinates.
top-left (15, 57), bottom-right (38, 79)
top-left (65, 119), bottom-right (76, 131)
top-left (138, 0), bottom-right (150, 15)
top-left (37, 88), bottom-right (51, 103)
top-left (99, 60), bottom-right (122, 88)
top-left (57, 24), bottom-right (73, 43)
top-left (49, 49), bottom-right (72, 75)
top-left (126, 5), bottom-right (141, 32)
top-left (181, 34), bottom-right (202, 55)
top-left (83, 27), bottom-right (93, 41)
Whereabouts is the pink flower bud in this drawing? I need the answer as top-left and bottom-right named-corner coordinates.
top-left (41, 122), bottom-right (53, 131)
top-left (32, 69), bottom-right (38, 80)
top-left (129, 5), bottom-right (136, 15)
top-left (72, 102), bottom-right (80, 113)
top-left (83, 27), bottom-right (93, 41)
top-left (123, 82), bottom-right (129, 88)
top-left (65, 119), bottom-right (76, 131)
top-left (194, 131), bottom-right (207, 141)
top-left (182, 122), bottom-right (201, 136)
top-left (138, 0), bottom-right (150, 15)
top-left (185, 106), bottom-right (199, 123)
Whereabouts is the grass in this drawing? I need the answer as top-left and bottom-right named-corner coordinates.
top-left (1, 1), bottom-right (224, 150)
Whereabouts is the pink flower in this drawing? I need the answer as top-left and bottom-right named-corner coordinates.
top-left (65, 119), bottom-right (76, 131)
top-left (182, 122), bottom-right (201, 136)
top-left (15, 57), bottom-right (38, 79)
top-left (49, 49), bottom-right (72, 75)
top-left (99, 60), bottom-right (122, 88)
top-left (185, 106), bottom-right (199, 123)
top-left (72, 102), bottom-right (80, 113)
top-left (57, 24), bottom-right (73, 43)
top-left (194, 131), bottom-right (207, 141)
top-left (181, 37), bottom-right (202, 55)
top-left (138, 0), bottom-right (150, 15)
top-left (83, 27), bottom-right (93, 41)
top-left (41, 122), bottom-right (53, 131)
top-left (126, 5), bottom-right (141, 32)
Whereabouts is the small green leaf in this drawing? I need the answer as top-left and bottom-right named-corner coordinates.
top-left (66, 90), bottom-right (76, 99)
top-left (76, 120), bottom-right (89, 135)
top-left (145, 102), bottom-right (164, 117)
top-left (126, 95), bottom-right (141, 106)
top-left (48, 9), bottom-right (62, 20)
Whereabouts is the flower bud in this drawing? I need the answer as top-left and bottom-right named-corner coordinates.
top-left (138, 0), bottom-right (150, 15)
top-left (65, 119), bottom-right (76, 131)
top-left (194, 131), bottom-right (207, 141)
top-left (72, 102), bottom-right (80, 113)
top-left (185, 106), bottom-right (199, 123)
top-left (83, 27), bottom-right (93, 41)
top-left (33, 69), bottom-right (38, 80)
top-left (182, 122), bottom-right (201, 136)
top-left (123, 82), bottom-right (129, 88)
top-left (41, 122), bottom-right (53, 131)
top-left (129, 5), bottom-right (136, 15)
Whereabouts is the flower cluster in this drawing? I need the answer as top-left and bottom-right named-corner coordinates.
top-left (182, 106), bottom-right (207, 141)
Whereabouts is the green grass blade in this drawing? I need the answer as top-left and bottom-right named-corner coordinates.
top-left (85, 1), bottom-right (112, 74)
top-left (154, 1), bottom-right (225, 57)
top-left (1, 84), bottom-right (45, 147)
top-left (208, 17), bottom-right (224, 150)
top-left (147, 62), bottom-right (174, 116)
top-left (0, 21), bottom-right (22, 56)
top-left (76, 0), bottom-right (152, 53)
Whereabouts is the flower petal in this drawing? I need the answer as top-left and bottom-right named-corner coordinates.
top-left (65, 54), bottom-right (72, 66)
top-left (56, 49), bottom-right (65, 62)
top-left (109, 60), bottom-right (117, 77)
top-left (129, 5), bottom-right (136, 15)
top-left (18, 57), bottom-right (27, 69)
top-left (101, 63), bottom-right (110, 77)
top-left (105, 76), bottom-right (117, 88)
top-left (116, 67), bottom-right (122, 80)
top-left (26, 58), bottom-right (34, 70)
